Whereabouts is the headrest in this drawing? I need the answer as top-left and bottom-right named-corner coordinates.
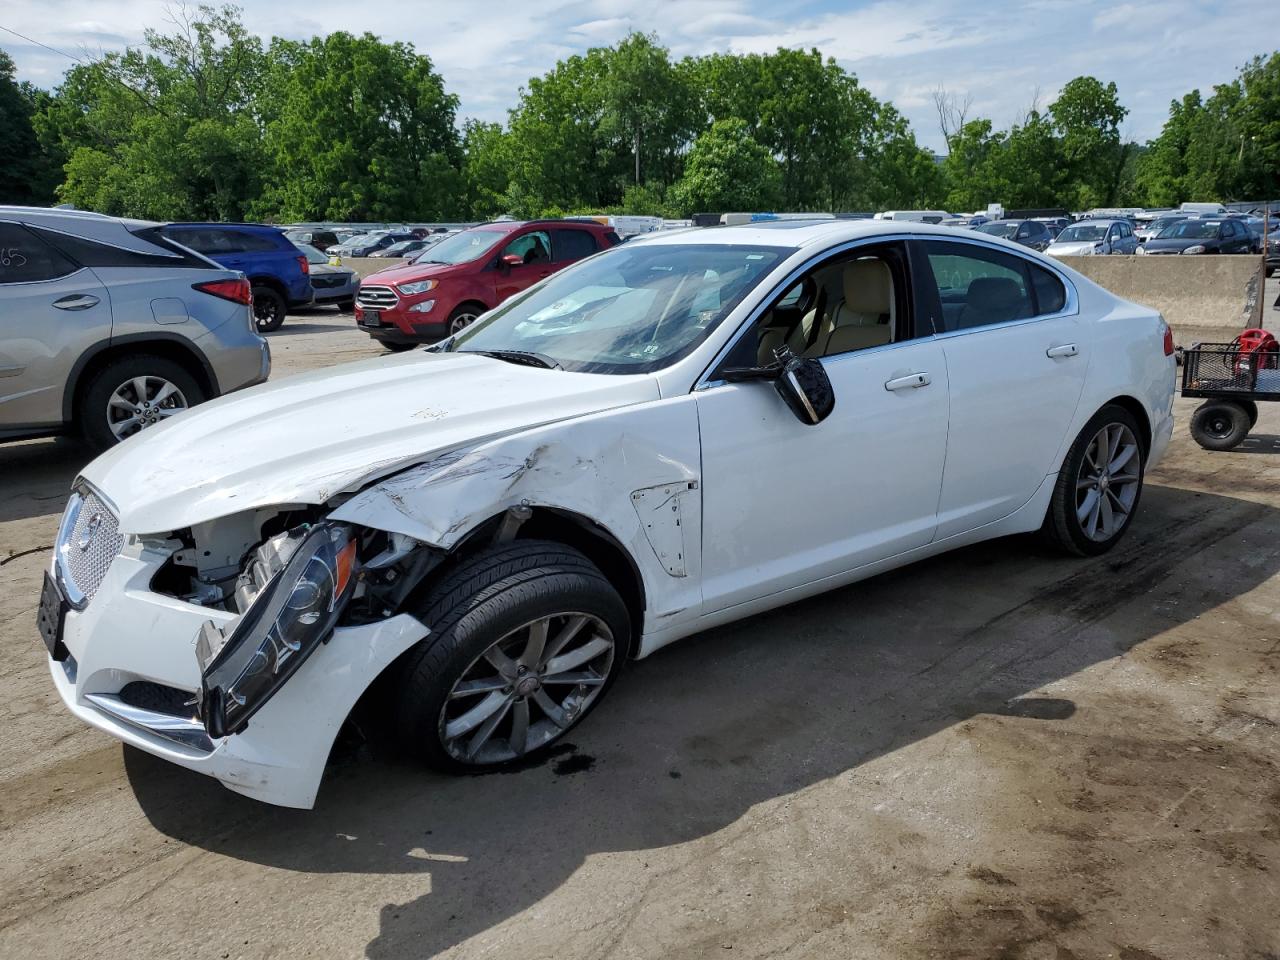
top-left (965, 277), bottom-right (1023, 320)
top-left (842, 259), bottom-right (893, 315)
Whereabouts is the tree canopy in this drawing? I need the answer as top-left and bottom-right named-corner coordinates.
top-left (5, 5), bottom-right (1277, 220)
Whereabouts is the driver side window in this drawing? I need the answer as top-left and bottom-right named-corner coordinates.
top-left (734, 244), bottom-right (909, 366)
top-left (502, 230), bottom-right (551, 265)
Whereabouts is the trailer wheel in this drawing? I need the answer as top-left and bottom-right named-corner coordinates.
top-left (1190, 400), bottom-right (1250, 451)
top-left (1239, 399), bottom-right (1259, 430)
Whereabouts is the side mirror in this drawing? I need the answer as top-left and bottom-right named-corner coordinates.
top-left (499, 253), bottom-right (524, 269)
top-left (722, 346), bottom-right (834, 426)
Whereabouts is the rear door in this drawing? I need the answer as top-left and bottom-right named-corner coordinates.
top-left (914, 237), bottom-right (1088, 540)
top-left (0, 221), bottom-right (111, 429)
top-left (549, 227), bottom-right (599, 274)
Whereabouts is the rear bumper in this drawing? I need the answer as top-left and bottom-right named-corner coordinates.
top-left (49, 544), bottom-right (429, 808)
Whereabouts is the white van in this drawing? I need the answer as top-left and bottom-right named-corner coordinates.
top-left (876, 210), bottom-right (950, 224)
top-left (1180, 202), bottom-right (1228, 216)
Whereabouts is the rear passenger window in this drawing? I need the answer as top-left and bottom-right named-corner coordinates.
top-left (922, 240), bottom-right (1069, 331)
top-left (550, 229), bottom-right (598, 262)
top-left (0, 222), bottom-right (78, 284)
top-left (231, 230), bottom-right (283, 252)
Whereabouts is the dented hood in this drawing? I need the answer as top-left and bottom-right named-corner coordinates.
top-left (81, 350), bottom-right (661, 534)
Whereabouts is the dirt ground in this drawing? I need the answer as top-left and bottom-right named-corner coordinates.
top-left (2, 297), bottom-right (1279, 960)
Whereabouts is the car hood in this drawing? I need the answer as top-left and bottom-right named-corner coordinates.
top-left (362, 258), bottom-right (477, 283)
top-left (81, 351), bottom-right (661, 535)
top-left (1047, 242), bottom-right (1099, 256)
top-left (309, 263), bottom-right (352, 277)
top-left (1143, 238), bottom-right (1211, 253)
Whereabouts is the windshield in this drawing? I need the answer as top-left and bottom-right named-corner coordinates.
top-left (413, 228), bottom-right (507, 265)
top-left (296, 243), bottom-right (329, 264)
top-left (975, 222), bottom-right (1019, 239)
top-left (1057, 223), bottom-right (1109, 242)
top-left (448, 243), bottom-right (789, 374)
top-left (1160, 220), bottom-right (1221, 239)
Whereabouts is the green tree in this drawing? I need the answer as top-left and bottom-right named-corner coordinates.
top-left (598, 33), bottom-right (693, 187)
top-left (0, 51), bottom-right (61, 205)
top-left (254, 31), bottom-right (462, 221)
top-left (1049, 77), bottom-right (1129, 207)
top-left (461, 120), bottom-right (512, 219)
top-left (671, 117), bottom-right (781, 214)
top-left (34, 3), bottom-right (266, 219)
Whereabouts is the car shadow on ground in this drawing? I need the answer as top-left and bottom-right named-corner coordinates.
top-left (122, 482), bottom-right (1280, 958)
top-left (1234, 433), bottom-right (1280, 455)
top-left (270, 320), bottom-right (351, 335)
top-left (0, 437), bottom-right (88, 527)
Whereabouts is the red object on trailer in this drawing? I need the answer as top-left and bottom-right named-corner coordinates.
top-left (1230, 328), bottom-right (1279, 375)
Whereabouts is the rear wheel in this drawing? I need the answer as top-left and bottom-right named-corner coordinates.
top-left (1043, 404), bottom-right (1145, 556)
top-left (396, 540), bottom-right (628, 773)
top-left (80, 355), bottom-right (204, 450)
top-left (1190, 400), bottom-right (1250, 451)
top-left (251, 285), bottom-right (286, 332)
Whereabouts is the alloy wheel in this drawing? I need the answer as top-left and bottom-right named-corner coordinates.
top-left (106, 376), bottom-right (189, 441)
top-left (438, 612), bottom-right (615, 764)
top-left (254, 299), bottom-right (281, 330)
top-left (1075, 422), bottom-right (1141, 541)
top-left (449, 312), bottom-right (477, 334)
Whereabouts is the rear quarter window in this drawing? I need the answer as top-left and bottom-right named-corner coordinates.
top-left (0, 223), bottom-right (78, 284)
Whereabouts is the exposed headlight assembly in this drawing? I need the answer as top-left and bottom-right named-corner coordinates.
top-left (1182, 245), bottom-right (1206, 255)
top-left (398, 279), bottom-right (437, 296)
top-left (196, 522), bottom-right (358, 737)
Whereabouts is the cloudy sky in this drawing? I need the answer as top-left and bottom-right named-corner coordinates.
top-left (3, 0), bottom-right (1278, 150)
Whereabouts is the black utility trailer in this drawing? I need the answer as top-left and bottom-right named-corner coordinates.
top-left (1182, 342), bottom-right (1280, 449)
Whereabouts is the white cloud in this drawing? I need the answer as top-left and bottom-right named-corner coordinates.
top-left (2, 0), bottom-right (1278, 150)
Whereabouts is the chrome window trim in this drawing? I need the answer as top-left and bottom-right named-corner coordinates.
top-left (692, 231), bottom-right (1079, 391)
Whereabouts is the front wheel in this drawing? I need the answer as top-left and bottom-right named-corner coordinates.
top-left (396, 541), bottom-right (628, 772)
top-left (447, 303), bottom-right (482, 335)
top-left (1043, 404), bottom-right (1145, 556)
top-left (1190, 400), bottom-right (1250, 451)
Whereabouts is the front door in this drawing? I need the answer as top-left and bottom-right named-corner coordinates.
top-left (697, 242), bottom-right (950, 614)
top-left (493, 229), bottom-right (553, 303)
top-left (0, 222), bottom-right (111, 429)
top-left (914, 238), bottom-right (1089, 540)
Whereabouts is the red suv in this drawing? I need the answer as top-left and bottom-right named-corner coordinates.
top-left (354, 220), bottom-right (619, 349)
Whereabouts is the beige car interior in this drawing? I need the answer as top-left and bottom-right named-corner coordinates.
top-left (756, 257), bottom-right (896, 364)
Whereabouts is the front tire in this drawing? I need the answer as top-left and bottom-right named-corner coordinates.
top-left (1043, 404), bottom-right (1145, 556)
top-left (447, 303), bottom-right (483, 335)
top-left (1190, 400), bottom-right (1250, 451)
top-left (252, 286), bottom-right (286, 332)
top-left (79, 355), bottom-right (205, 451)
top-left (381, 340), bottom-right (418, 353)
top-left (396, 540), bottom-right (629, 773)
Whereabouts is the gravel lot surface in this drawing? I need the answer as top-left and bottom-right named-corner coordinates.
top-left (2, 294), bottom-right (1279, 960)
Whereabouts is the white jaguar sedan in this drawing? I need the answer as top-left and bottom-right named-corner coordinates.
top-left (39, 220), bottom-right (1175, 808)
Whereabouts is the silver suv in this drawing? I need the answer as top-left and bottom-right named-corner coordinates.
top-left (0, 207), bottom-right (270, 449)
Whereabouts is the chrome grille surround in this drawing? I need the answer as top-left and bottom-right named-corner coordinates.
top-left (55, 486), bottom-right (123, 609)
top-left (357, 285), bottom-right (398, 309)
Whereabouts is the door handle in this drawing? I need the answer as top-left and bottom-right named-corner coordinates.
top-left (52, 294), bottom-right (100, 311)
top-left (884, 372), bottom-right (931, 391)
top-left (1046, 343), bottom-right (1078, 359)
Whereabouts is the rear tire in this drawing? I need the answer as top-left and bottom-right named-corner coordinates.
top-left (1190, 400), bottom-right (1250, 451)
top-left (252, 286), bottom-right (286, 332)
top-left (79, 354), bottom-right (204, 451)
top-left (1043, 404), bottom-right (1145, 557)
top-left (395, 540), bottom-right (629, 773)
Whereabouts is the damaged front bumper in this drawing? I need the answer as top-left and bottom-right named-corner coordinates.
top-left (49, 540), bottom-right (428, 809)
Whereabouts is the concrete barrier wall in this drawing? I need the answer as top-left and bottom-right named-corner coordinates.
top-left (1065, 254), bottom-right (1266, 345)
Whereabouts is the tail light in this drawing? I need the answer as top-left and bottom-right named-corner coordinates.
top-left (1161, 323), bottom-right (1174, 357)
top-left (297, 255), bottom-right (309, 276)
top-left (193, 278), bottom-right (253, 306)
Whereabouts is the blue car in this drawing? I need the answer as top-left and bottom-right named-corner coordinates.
top-left (160, 223), bottom-right (314, 332)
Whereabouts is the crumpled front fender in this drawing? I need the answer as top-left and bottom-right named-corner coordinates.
top-left (331, 396), bottom-right (705, 638)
